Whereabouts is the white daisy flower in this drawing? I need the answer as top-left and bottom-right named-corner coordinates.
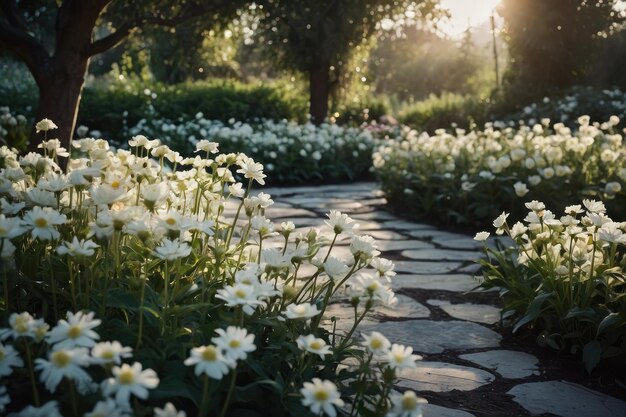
top-left (47, 311), bottom-right (101, 349)
top-left (184, 344), bottom-right (234, 380)
top-left (386, 390), bottom-right (428, 417)
top-left (84, 398), bottom-right (131, 417)
top-left (0, 214), bottom-right (28, 239)
top-left (153, 238), bottom-right (192, 261)
top-left (154, 402), bottom-right (187, 417)
top-left (325, 210), bottom-right (358, 235)
top-left (284, 303), bottom-right (321, 320)
top-left (211, 326), bottom-right (256, 362)
top-left (56, 236), bottom-right (99, 257)
top-left (386, 344), bottom-right (422, 371)
top-left (236, 157), bottom-right (266, 185)
top-left (362, 331), bottom-right (391, 355)
top-left (13, 400), bottom-right (63, 417)
top-left (34, 347), bottom-right (92, 392)
top-left (296, 334), bottom-right (332, 359)
top-left (101, 362), bottom-right (160, 408)
top-left (300, 378), bottom-right (344, 417)
top-left (91, 341), bottom-right (133, 365)
top-left (22, 206), bottom-right (67, 241)
top-left (0, 342), bottom-right (24, 376)
top-left (35, 118), bottom-right (58, 133)
top-left (215, 283), bottom-right (264, 315)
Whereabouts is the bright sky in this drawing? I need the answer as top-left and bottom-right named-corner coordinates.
top-left (438, 0), bottom-right (502, 38)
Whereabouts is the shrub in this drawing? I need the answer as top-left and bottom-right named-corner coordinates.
top-left (477, 200), bottom-right (626, 372)
top-left (0, 124), bottom-right (425, 416)
top-left (0, 106), bottom-right (30, 150)
top-left (120, 118), bottom-right (378, 185)
top-left (373, 116), bottom-right (626, 230)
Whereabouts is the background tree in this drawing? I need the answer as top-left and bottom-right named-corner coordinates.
top-left (499, 0), bottom-right (623, 100)
top-left (0, 0), bottom-right (243, 152)
top-left (253, 0), bottom-right (439, 124)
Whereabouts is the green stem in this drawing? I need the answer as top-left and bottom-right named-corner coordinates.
top-left (24, 339), bottom-right (40, 406)
top-left (200, 374), bottom-right (210, 417)
top-left (219, 366), bottom-right (237, 417)
top-left (136, 273), bottom-right (146, 350)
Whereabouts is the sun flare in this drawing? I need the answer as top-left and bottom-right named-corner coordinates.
top-left (438, 0), bottom-right (502, 37)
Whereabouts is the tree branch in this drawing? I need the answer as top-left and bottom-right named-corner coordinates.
top-left (86, 22), bottom-right (134, 56)
top-left (0, 0), bottom-right (28, 31)
top-left (0, 19), bottom-right (50, 80)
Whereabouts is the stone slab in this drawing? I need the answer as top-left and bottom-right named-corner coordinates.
top-left (393, 260), bottom-right (464, 275)
top-left (390, 274), bottom-right (480, 292)
top-left (265, 207), bottom-right (319, 219)
top-left (397, 361), bottom-right (495, 392)
top-left (351, 210), bottom-right (399, 221)
top-left (427, 300), bottom-right (501, 324)
top-left (374, 294), bottom-right (430, 319)
top-left (364, 229), bottom-right (409, 241)
top-left (359, 320), bottom-right (501, 354)
top-left (381, 220), bottom-right (437, 231)
top-left (459, 350), bottom-right (540, 379)
top-left (375, 240), bottom-right (436, 252)
top-left (402, 249), bottom-right (482, 262)
top-left (422, 404), bottom-right (476, 417)
top-left (508, 381), bottom-right (626, 417)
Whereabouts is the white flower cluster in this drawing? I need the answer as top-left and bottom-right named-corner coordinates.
top-left (1, 122), bottom-right (413, 416)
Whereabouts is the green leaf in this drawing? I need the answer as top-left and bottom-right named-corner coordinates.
top-left (513, 292), bottom-right (553, 333)
top-left (582, 340), bottom-right (602, 373)
top-left (597, 312), bottom-right (621, 336)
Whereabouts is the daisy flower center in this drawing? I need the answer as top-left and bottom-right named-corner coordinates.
top-left (14, 323), bottom-right (28, 334)
top-left (370, 339), bottom-right (383, 350)
top-left (34, 218), bottom-right (48, 228)
top-left (310, 341), bottom-right (323, 350)
top-left (101, 350), bottom-right (115, 360)
top-left (202, 346), bottom-right (218, 361)
top-left (314, 390), bottom-right (329, 402)
top-left (118, 369), bottom-right (136, 385)
top-left (235, 289), bottom-right (247, 299)
top-left (402, 395), bottom-right (418, 410)
top-left (67, 325), bottom-right (82, 339)
top-left (51, 351), bottom-right (71, 367)
top-left (165, 218), bottom-right (176, 226)
top-left (111, 180), bottom-right (121, 189)
top-left (393, 354), bottom-right (405, 363)
top-left (229, 340), bottom-right (241, 349)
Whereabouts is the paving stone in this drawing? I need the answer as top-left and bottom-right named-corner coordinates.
top-left (457, 263), bottom-right (482, 274)
top-left (508, 381), bottom-right (626, 417)
top-left (390, 274), bottom-right (480, 292)
top-left (402, 249), bottom-right (482, 262)
top-left (422, 404), bottom-right (476, 417)
top-left (434, 238), bottom-right (482, 251)
top-left (427, 300), bottom-right (500, 324)
top-left (397, 361), bottom-right (495, 392)
top-left (351, 210), bottom-right (399, 221)
top-left (393, 260), bottom-right (464, 275)
top-left (406, 229), bottom-right (469, 241)
top-left (265, 207), bottom-right (319, 219)
top-left (376, 239), bottom-right (436, 252)
top-left (459, 350), bottom-right (540, 379)
top-left (363, 229), bottom-right (408, 241)
top-left (360, 320), bottom-right (501, 354)
top-left (322, 303), bottom-right (379, 332)
top-left (381, 220), bottom-right (437, 231)
top-left (358, 197), bottom-right (388, 206)
top-left (374, 294), bottom-right (430, 319)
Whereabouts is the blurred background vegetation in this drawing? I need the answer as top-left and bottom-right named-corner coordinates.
top-left (1, 0), bottom-right (626, 145)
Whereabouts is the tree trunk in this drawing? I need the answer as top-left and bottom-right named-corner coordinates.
top-left (309, 60), bottom-right (330, 125)
top-left (28, 57), bottom-right (88, 158)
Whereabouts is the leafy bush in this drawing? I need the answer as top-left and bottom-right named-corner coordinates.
top-left (0, 106), bottom-right (30, 150)
top-left (373, 116), bottom-right (626, 230)
top-left (121, 118), bottom-right (378, 185)
top-left (0, 125), bottom-right (426, 416)
top-left (78, 80), bottom-right (308, 140)
top-left (477, 200), bottom-right (626, 372)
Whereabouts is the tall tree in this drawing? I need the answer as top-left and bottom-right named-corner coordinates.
top-left (499, 0), bottom-right (623, 99)
top-left (0, 0), bottom-right (242, 152)
top-left (253, 0), bottom-right (438, 124)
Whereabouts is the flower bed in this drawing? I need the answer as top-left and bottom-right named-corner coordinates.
top-left (0, 121), bottom-right (425, 416)
top-left (373, 116), bottom-right (626, 230)
top-left (476, 200), bottom-right (626, 372)
top-left (120, 117), bottom-right (378, 185)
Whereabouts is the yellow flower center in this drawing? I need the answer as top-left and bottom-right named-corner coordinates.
top-left (34, 218), bottom-right (48, 228)
top-left (165, 218), bottom-right (176, 226)
top-left (235, 289), bottom-right (247, 299)
top-left (370, 339), bottom-right (383, 350)
top-left (229, 340), bottom-right (241, 349)
top-left (310, 341), bottom-right (323, 350)
top-left (118, 369), bottom-right (135, 385)
top-left (51, 351), bottom-right (71, 367)
top-left (111, 180), bottom-right (121, 189)
top-left (14, 323), bottom-right (28, 334)
top-left (393, 354), bottom-right (405, 363)
top-left (202, 346), bottom-right (218, 361)
top-left (314, 390), bottom-right (329, 402)
top-left (402, 394), bottom-right (417, 410)
top-left (67, 325), bottom-right (82, 339)
top-left (101, 350), bottom-right (115, 360)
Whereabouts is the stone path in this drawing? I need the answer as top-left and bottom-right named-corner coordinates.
top-left (262, 182), bottom-right (626, 417)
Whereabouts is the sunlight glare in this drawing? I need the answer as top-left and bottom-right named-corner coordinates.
top-left (438, 0), bottom-right (502, 38)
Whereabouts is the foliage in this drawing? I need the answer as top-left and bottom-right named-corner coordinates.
top-left (0, 106), bottom-right (29, 149)
top-left (373, 116), bottom-right (626, 230)
top-left (369, 27), bottom-right (484, 102)
top-left (0, 125), bottom-right (425, 416)
top-left (477, 200), bottom-right (626, 372)
top-left (77, 79), bottom-right (308, 140)
top-left (120, 118), bottom-right (379, 185)
top-left (499, 0), bottom-right (623, 100)
top-left (397, 93), bottom-right (492, 132)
